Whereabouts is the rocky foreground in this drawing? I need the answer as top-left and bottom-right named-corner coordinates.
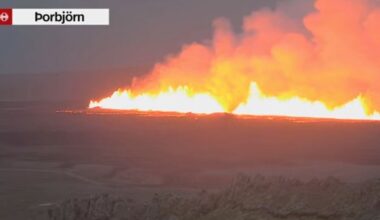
top-left (31, 175), bottom-right (380, 220)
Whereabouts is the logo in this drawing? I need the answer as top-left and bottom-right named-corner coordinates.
top-left (0, 12), bottom-right (9, 21)
top-left (0, 9), bottom-right (12, 25)
top-left (0, 9), bottom-right (109, 26)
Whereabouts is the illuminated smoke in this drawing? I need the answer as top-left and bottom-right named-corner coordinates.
top-left (90, 0), bottom-right (380, 120)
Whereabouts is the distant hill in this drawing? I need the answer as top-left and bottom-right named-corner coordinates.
top-left (0, 67), bottom-right (148, 104)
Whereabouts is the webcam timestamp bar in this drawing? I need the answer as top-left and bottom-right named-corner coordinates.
top-left (0, 8), bottom-right (109, 26)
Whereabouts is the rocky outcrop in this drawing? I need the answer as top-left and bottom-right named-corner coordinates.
top-left (31, 175), bottom-right (380, 220)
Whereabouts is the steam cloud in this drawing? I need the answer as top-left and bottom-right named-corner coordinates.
top-left (126, 0), bottom-right (380, 113)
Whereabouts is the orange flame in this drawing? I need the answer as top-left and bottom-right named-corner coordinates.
top-left (89, 0), bottom-right (380, 121)
top-left (89, 87), bottom-right (224, 114)
top-left (233, 83), bottom-right (380, 120)
top-left (90, 82), bottom-right (380, 120)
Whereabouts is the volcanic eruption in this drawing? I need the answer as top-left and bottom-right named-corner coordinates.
top-left (90, 0), bottom-right (380, 120)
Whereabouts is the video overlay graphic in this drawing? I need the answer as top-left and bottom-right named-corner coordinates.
top-left (0, 8), bottom-right (109, 25)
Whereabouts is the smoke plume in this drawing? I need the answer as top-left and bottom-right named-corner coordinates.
top-left (118, 0), bottom-right (380, 114)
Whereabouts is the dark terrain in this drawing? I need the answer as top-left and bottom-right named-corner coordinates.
top-left (1, 101), bottom-right (380, 219)
top-left (31, 176), bottom-right (380, 220)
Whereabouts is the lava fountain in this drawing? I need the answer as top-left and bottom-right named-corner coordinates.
top-left (90, 0), bottom-right (380, 120)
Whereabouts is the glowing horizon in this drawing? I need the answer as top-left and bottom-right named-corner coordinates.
top-left (89, 82), bottom-right (380, 121)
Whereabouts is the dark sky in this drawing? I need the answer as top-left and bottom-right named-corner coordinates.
top-left (0, 0), bottom-right (313, 75)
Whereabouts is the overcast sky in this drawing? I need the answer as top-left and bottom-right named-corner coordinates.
top-left (0, 0), bottom-right (312, 75)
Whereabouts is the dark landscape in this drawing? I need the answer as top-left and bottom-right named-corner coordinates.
top-left (1, 101), bottom-right (380, 219)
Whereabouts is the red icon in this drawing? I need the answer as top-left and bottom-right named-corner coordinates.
top-left (0, 9), bottom-right (12, 25)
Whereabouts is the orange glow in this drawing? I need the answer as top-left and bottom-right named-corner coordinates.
top-left (90, 82), bottom-right (380, 120)
top-left (89, 87), bottom-right (225, 114)
top-left (233, 83), bottom-right (380, 120)
top-left (89, 0), bottom-right (380, 121)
